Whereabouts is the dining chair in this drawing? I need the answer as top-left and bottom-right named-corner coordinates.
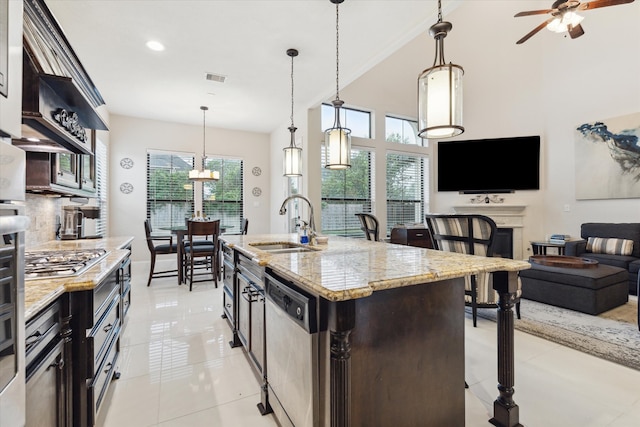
top-left (425, 213), bottom-right (522, 327)
top-left (355, 213), bottom-right (380, 241)
top-left (241, 218), bottom-right (249, 235)
top-left (144, 220), bottom-right (179, 286)
top-left (183, 219), bottom-right (220, 291)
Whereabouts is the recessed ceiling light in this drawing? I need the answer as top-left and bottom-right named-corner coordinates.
top-left (146, 40), bottom-right (165, 52)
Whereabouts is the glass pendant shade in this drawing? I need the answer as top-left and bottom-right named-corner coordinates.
top-left (324, 100), bottom-right (351, 169)
top-left (283, 126), bottom-right (302, 177)
top-left (418, 62), bottom-right (464, 139)
top-left (417, 0), bottom-right (464, 140)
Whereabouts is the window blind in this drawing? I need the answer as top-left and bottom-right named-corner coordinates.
top-left (95, 137), bottom-right (108, 237)
top-left (386, 152), bottom-right (428, 236)
top-left (146, 150), bottom-right (194, 230)
top-left (202, 157), bottom-right (244, 234)
top-left (321, 147), bottom-right (373, 237)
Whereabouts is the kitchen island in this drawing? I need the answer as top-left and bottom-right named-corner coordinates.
top-left (221, 234), bottom-right (530, 427)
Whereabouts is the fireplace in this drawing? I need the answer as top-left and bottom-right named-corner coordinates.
top-left (494, 228), bottom-right (513, 259)
top-left (452, 204), bottom-right (526, 259)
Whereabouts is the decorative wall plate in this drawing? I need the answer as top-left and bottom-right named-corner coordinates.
top-left (120, 182), bottom-right (134, 194)
top-left (120, 157), bottom-right (134, 169)
top-left (252, 166), bottom-right (262, 176)
top-left (252, 187), bottom-right (262, 197)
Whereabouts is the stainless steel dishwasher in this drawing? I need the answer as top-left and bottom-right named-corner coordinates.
top-left (265, 271), bottom-right (319, 427)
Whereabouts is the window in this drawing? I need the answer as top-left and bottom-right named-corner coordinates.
top-left (321, 103), bottom-right (371, 138)
top-left (321, 147), bottom-right (374, 237)
top-left (146, 150), bottom-right (194, 230)
top-left (386, 153), bottom-right (428, 236)
top-left (202, 157), bottom-right (244, 234)
top-left (385, 116), bottom-right (425, 147)
top-left (95, 137), bottom-right (108, 237)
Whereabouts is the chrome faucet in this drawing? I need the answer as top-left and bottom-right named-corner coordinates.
top-left (279, 195), bottom-right (317, 243)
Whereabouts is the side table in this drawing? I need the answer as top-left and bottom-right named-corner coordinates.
top-left (530, 240), bottom-right (566, 256)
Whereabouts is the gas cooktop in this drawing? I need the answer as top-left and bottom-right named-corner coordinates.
top-left (25, 249), bottom-right (108, 280)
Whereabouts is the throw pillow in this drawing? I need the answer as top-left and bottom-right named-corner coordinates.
top-left (586, 237), bottom-right (634, 256)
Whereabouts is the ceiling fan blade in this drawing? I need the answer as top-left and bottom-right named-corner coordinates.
top-left (579, 0), bottom-right (635, 11)
top-left (514, 9), bottom-right (554, 17)
top-left (568, 23), bottom-right (585, 38)
top-left (516, 18), bottom-right (554, 44)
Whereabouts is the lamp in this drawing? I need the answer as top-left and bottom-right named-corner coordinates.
top-left (283, 48), bottom-right (302, 177)
top-left (324, 0), bottom-right (351, 170)
top-left (189, 106), bottom-right (220, 181)
top-left (547, 11), bottom-right (584, 33)
top-left (417, 0), bottom-right (464, 139)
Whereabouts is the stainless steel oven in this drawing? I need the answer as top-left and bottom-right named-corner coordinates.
top-left (0, 204), bottom-right (28, 427)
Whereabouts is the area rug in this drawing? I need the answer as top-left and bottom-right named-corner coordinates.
top-left (472, 297), bottom-right (640, 371)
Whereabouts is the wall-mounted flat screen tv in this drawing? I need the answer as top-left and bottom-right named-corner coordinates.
top-left (437, 136), bottom-right (540, 193)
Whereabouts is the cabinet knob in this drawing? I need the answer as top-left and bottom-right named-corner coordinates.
top-left (103, 323), bottom-right (114, 333)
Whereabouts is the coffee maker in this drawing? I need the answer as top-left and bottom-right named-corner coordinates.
top-left (60, 206), bottom-right (102, 240)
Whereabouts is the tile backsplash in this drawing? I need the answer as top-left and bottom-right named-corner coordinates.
top-left (24, 194), bottom-right (62, 248)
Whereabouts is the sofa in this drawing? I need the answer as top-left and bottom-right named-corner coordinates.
top-left (565, 222), bottom-right (640, 295)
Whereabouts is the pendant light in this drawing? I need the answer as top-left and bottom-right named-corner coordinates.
top-left (417, 0), bottom-right (464, 139)
top-left (324, 0), bottom-right (351, 170)
top-left (283, 48), bottom-right (302, 177)
top-left (189, 106), bottom-right (220, 181)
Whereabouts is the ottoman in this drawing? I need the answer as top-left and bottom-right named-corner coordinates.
top-left (519, 262), bottom-right (628, 315)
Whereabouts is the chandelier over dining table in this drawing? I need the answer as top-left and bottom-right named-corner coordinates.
top-left (189, 106), bottom-right (220, 182)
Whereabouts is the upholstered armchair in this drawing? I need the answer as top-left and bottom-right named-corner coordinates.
top-left (425, 214), bottom-right (522, 327)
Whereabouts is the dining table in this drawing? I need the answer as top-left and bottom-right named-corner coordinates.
top-left (168, 223), bottom-right (227, 284)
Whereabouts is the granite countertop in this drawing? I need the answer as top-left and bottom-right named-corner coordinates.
top-left (220, 234), bottom-right (531, 302)
top-left (24, 236), bottom-right (134, 320)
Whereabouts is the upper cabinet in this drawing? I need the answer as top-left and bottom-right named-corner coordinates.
top-left (13, 0), bottom-right (108, 156)
top-left (12, 0), bottom-right (108, 197)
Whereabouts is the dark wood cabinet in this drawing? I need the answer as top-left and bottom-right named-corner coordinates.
top-left (71, 261), bottom-right (122, 427)
top-left (25, 295), bottom-right (72, 427)
top-left (25, 148), bottom-right (96, 198)
top-left (390, 227), bottom-right (433, 249)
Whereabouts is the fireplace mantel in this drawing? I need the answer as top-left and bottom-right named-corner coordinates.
top-left (452, 204), bottom-right (526, 215)
top-left (452, 205), bottom-right (527, 259)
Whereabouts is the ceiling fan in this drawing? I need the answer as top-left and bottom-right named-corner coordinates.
top-left (514, 0), bottom-right (635, 44)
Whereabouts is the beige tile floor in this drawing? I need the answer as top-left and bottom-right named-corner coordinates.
top-left (98, 261), bottom-right (640, 427)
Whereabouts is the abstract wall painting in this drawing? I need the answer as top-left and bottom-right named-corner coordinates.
top-left (575, 112), bottom-right (640, 200)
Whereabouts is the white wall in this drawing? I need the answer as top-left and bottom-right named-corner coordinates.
top-left (286, 0), bottom-right (640, 258)
top-left (108, 114), bottom-right (271, 261)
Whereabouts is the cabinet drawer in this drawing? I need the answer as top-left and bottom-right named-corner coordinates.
top-left (222, 243), bottom-right (234, 262)
top-left (93, 273), bottom-right (119, 324)
top-left (223, 259), bottom-right (235, 290)
top-left (223, 285), bottom-right (234, 324)
top-left (89, 294), bottom-right (120, 373)
top-left (25, 299), bottom-right (61, 369)
top-left (237, 255), bottom-right (263, 285)
top-left (122, 286), bottom-right (131, 319)
top-left (88, 331), bottom-right (120, 423)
